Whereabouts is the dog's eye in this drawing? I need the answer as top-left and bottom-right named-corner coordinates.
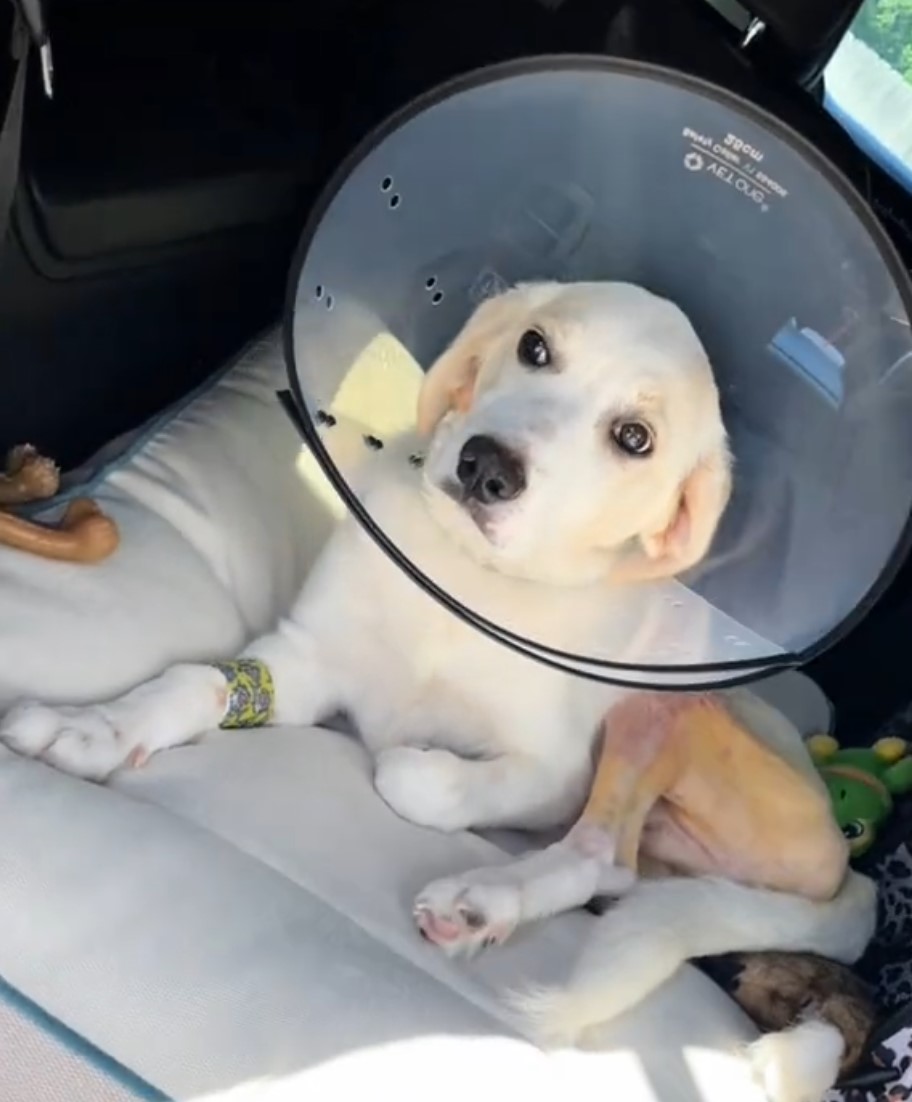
top-left (517, 329), bottom-right (551, 369)
top-left (611, 420), bottom-right (653, 457)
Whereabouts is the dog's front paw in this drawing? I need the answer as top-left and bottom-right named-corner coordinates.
top-left (0, 664), bottom-right (226, 781)
top-left (0, 700), bottom-right (143, 781)
top-left (413, 873), bottom-right (521, 956)
top-left (374, 746), bottom-right (472, 832)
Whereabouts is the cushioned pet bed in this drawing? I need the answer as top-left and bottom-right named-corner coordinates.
top-left (0, 331), bottom-right (836, 1102)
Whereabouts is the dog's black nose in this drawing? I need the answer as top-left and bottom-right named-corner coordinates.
top-left (456, 435), bottom-right (526, 504)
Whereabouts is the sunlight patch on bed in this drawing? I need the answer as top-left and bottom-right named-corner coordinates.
top-left (188, 1035), bottom-right (663, 1102)
top-left (295, 332), bottom-right (424, 518)
top-left (683, 1044), bottom-right (767, 1102)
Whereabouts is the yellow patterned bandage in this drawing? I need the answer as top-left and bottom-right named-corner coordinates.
top-left (212, 659), bottom-right (276, 729)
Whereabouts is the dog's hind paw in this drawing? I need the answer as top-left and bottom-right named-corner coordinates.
top-left (747, 1021), bottom-right (844, 1102)
top-left (413, 873), bottom-right (522, 956)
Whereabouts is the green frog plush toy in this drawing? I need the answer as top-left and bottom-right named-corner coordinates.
top-left (806, 733), bottom-right (912, 858)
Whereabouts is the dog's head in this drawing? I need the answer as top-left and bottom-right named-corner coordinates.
top-left (417, 281), bottom-right (731, 585)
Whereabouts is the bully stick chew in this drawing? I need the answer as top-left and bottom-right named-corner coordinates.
top-left (0, 446), bottom-right (119, 564)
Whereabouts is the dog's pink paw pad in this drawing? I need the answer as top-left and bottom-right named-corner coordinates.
top-left (412, 877), bottom-right (521, 956)
top-left (415, 908), bottom-right (463, 944)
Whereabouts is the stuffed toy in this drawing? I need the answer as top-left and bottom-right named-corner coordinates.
top-left (806, 734), bottom-right (912, 858)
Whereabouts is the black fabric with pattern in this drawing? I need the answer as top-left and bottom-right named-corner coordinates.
top-left (854, 715), bottom-right (912, 1008)
top-left (826, 708), bottom-right (912, 1101)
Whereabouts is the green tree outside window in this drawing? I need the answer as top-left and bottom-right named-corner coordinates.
top-left (854, 0), bottom-right (912, 84)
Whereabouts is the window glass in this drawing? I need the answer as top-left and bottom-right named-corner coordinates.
top-left (825, 0), bottom-right (912, 178)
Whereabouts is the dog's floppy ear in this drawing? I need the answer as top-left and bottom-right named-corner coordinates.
top-left (416, 291), bottom-right (520, 436)
top-left (616, 444), bottom-right (732, 582)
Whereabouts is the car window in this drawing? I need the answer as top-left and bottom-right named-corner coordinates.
top-left (824, 0), bottom-right (912, 185)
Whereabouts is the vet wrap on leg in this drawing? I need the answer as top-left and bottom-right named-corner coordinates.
top-left (211, 659), bottom-right (276, 729)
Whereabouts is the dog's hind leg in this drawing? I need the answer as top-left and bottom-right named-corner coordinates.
top-left (511, 870), bottom-right (877, 1046)
top-left (506, 697), bottom-right (873, 1043)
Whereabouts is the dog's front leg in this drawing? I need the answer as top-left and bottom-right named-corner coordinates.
top-left (413, 823), bottom-right (637, 956)
top-left (0, 617), bottom-right (341, 781)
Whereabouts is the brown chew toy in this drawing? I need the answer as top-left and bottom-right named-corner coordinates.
top-left (697, 950), bottom-right (876, 1081)
top-left (0, 445), bottom-right (119, 564)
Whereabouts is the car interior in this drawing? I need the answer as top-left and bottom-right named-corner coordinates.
top-left (1, 0), bottom-right (911, 1098)
top-left (4, 0), bottom-right (912, 728)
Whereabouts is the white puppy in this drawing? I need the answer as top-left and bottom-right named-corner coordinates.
top-left (0, 282), bottom-right (875, 1084)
